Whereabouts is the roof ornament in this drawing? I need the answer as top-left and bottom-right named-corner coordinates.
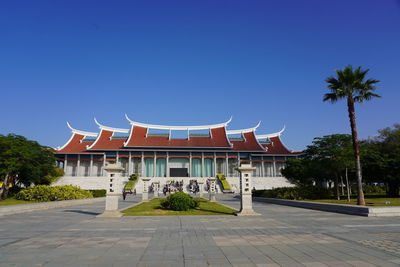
top-left (255, 125), bottom-right (285, 139)
top-left (125, 114), bottom-right (232, 130)
top-left (226, 121), bottom-right (261, 135)
top-left (66, 122), bottom-right (98, 137)
top-left (94, 118), bottom-right (130, 133)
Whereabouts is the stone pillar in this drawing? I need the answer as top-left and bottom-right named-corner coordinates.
top-left (141, 178), bottom-right (151, 202)
top-left (208, 177), bottom-right (216, 202)
top-left (98, 164), bottom-right (125, 218)
top-left (198, 181), bottom-right (204, 198)
top-left (235, 164), bottom-right (260, 216)
top-left (153, 181), bottom-right (160, 198)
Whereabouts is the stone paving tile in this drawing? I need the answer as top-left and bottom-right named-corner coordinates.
top-left (1, 195), bottom-right (400, 266)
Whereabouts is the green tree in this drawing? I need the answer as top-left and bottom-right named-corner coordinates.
top-left (324, 65), bottom-right (380, 205)
top-left (283, 134), bottom-right (353, 199)
top-left (0, 134), bottom-right (56, 199)
top-left (362, 124), bottom-right (400, 197)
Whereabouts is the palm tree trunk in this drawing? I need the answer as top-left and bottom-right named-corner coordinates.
top-left (347, 96), bottom-right (366, 206)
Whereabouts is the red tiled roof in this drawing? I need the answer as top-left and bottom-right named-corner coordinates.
top-left (263, 136), bottom-right (301, 155)
top-left (124, 126), bottom-right (231, 148)
top-left (56, 134), bottom-right (93, 153)
top-left (230, 132), bottom-right (265, 151)
top-left (88, 130), bottom-right (126, 150)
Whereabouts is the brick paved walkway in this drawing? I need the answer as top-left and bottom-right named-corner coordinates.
top-left (1, 195), bottom-right (400, 266)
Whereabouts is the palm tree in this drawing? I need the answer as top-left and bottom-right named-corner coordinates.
top-left (324, 65), bottom-right (380, 206)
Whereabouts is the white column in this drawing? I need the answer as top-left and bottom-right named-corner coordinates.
top-left (103, 154), bottom-right (106, 176)
top-left (166, 152), bottom-right (170, 178)
top-left (90, 154), bottom-right (93, 176)
top-left (128, 152), bottom-right (132, 175)
top-left (237, 153), bottom-right (240, 177)
top-left (189, 152), bottom-right (192, 177)
top-left (261, 158), bottom-right (265, 178)
top-left (141, 152), bottom-right (144, 177)
top-left (213, 153), bottom-right (217, 177)
top-left (153, 154), bottom-right (156, 177)
top-left (77, 154), bottom-right (81, 176)
top-left (201, 152), bottom-right (205, 177)
top-left (64, 155), bottom-right (68, 175)
top-left (225, 153), bottom-right (229, 177)
top-left (273, 156), bottom-right (277, 177)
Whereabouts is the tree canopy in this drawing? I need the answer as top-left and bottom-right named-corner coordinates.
top-left (282, 134), bottom-right (353, 199)
top-left (0, 134), bottom-right (57, 198)
top-left (362, 124), bottom-right (400, 197)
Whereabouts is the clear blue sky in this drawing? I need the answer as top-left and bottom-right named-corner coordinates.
top-left (1, 0), bottom-right (399, 151)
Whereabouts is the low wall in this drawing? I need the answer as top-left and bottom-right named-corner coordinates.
top-left (253, 197), bottom-right (400, 217)
top-left (54, 176), bottom-right (295, 194)
top-left (0, 197), bottom-right (105, 216)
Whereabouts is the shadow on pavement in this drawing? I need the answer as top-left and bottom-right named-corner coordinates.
top-left (63, 210), bottom-right (101, 215)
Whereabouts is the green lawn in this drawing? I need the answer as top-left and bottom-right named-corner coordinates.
top-left (122, 198), bottom-right (237, 216)
top-left (0, 198), bottom-right (35, 206)
top-left (308, 198), bottom-right (400, 206)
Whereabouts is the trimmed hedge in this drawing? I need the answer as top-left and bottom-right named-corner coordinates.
top-left (160, 192), bottom-right (199, 211)
top-left (15, 185), bottom-right (93, 202)
top-left (217, 174), bottom-right (231, 191)
top-left (253, 186), bottom-right (332, 200)
top-left (88, 189), bottom-right (106, 198)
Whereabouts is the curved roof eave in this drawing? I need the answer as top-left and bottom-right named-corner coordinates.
top-left (226, 121), bottom-right (261, 135)
top-left (67, 122), bottom-right (98, 137)
top-left (125, 114), bottom-right (232, 130)
top-left (256, 126), bottom-right (285, 139)
top-left (94, 118), bottom-right (130, 133)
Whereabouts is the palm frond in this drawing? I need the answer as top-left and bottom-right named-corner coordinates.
top-left (323, 93), bottom-right (340, 103)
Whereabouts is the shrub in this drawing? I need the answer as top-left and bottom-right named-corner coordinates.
top-left (217, 174), bottom-right (231, 191)
top-left (15, 185), bottom-right (93, 202)
top-left (363, 184), bottom-right (386, 195)
top-left (253, 186), bottom-right (332, 200)
top-left (88, 189), bottom-right (106, 198)
top-left (160, 192), bottom-right (199, 211)
top-left (124, 180), bottom-right (137, 191)
top-left (129, 174), bottom-right (139, 181)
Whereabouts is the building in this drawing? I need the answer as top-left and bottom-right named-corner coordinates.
top-left (54, 115), bottom-right (301, 192)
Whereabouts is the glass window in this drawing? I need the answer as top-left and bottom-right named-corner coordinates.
top-left (144, 158), bottom-right (154, 177)
top-left (216, 158), bottom-right (226, 175)
top-left (156, 158), bottom-right (166, 177)
top-left (252, 162), bottom-right (262, 177)
top-left (275, 162), bottom-right (285, 177)
top-left (264, 162), bottom-right (274, 177)
top-left (228, 158), bottom-right (238, 177)
top-left (191, 158), bottom-right (202, 177)
top-left (204, 158), bottom-right (214, 177)
top-left (132, 158), bottom-right (141, 175)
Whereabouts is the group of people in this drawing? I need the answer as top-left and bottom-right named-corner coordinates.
top-left (162, 180), bottom-right (184, 195)
top-left (188, 179), bottom-right (200, 194)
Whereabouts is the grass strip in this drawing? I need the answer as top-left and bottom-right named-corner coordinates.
top-left (308, 198), bottom-right (400, 206)
top-left (122, 198), bottom-right (237, 216)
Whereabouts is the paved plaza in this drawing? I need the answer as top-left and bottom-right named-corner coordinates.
top-left (1, 195), bottom-right (400, 267)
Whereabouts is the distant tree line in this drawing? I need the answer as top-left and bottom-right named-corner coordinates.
top-left (282, 124), bottom-right (400, 198)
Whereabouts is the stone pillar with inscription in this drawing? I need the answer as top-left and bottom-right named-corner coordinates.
top-left (198, 181), bottom-right (204, 198)
top-left (141, 178), bottom-right (151, 202)
top-left (98, 164), bottom-right (125, 218)
top-left (153, 181), bottom-right (160, 198)
top-left (235, 164), bottom-right (260, 216)
top-left (208, 177), bottom-right (216, 202)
